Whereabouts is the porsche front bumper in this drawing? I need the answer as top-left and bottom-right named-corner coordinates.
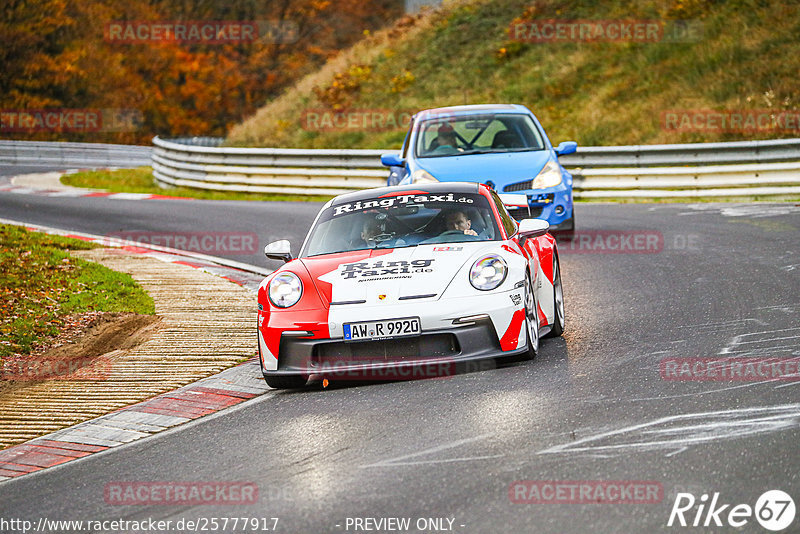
top-left (259, 288), bottom-right (530, 378)
top-left (262, 316), bottom-right (527, 378)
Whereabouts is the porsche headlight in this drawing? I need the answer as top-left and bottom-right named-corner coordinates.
top-left (412, 169), bottom-right (438, 183)
top-left (268, 272), bottom-right (303, 308)
top-left (469, 255), bottom-right (508, 291)
top-left (531, 159), bottom-right (563, 189)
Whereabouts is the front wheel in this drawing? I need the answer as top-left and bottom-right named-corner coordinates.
top-left (523, 271), bottom-right (540, 359)
top-left (560, 213), bottom-right (575, 232)
top-left (544, 253), bottom-right (565, 338)
top-left (554, 214), bottom-right (575, 239)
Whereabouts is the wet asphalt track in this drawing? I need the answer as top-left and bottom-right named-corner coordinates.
top-left (1, 166), bottom-right (799, 533)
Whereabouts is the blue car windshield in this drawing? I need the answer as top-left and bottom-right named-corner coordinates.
top-left (302, 192), bottom-right (502, 257)
top-left (415, 113), bottom-right (545, 158)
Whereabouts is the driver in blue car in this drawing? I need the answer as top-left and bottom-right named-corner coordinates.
top-left (444, 209), bottom-right (478, 236)
top-left (429, 123), bottom-right (460, 155)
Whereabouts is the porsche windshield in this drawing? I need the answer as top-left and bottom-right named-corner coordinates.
top-left (303, 192), bottom-right (502, 257)
top-left (415, 113), bottom-right (545, 158)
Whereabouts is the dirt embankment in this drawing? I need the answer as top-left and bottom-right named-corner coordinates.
top-left (0, 312), bottom-right (162, 397)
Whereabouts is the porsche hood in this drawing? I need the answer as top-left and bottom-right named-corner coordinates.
top-left (299, 242), bottom-right (500, 307)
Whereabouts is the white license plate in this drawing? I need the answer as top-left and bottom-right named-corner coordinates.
top-left (343, 317), bottom-right (421, 342)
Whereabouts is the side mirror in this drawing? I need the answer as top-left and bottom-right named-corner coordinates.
top-left (381, 153), bottom-right (405, 167)
top-left (264, 240), bottom-right (293, 263)
top-left (518, 218), bottom-right (550, 239)
top-left (555, 141), bottom-right (578, 156)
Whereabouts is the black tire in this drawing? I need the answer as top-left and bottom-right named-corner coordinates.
top-left (544, 253), bottom-right (565, 338)
top-left (554, 215), bottom-right (575, 241)
top-left (263, 373), bottom-right (308, 389)
top-left (523, 271), bottom-right (540, 359)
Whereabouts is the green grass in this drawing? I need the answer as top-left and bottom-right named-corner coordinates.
top-left (61, 168), bottom-right (335, 203)
top-left (227, 0), bottom-right (800, 150)
top-left (0, 224), bottom-right (155, 359)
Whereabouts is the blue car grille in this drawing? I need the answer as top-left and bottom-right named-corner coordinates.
top-left (508, 206), bottom-right (543, 220)
top-left (504, 180), bottom-right (534, 192)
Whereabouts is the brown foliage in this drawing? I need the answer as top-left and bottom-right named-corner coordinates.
top-left (0, 0), bottom-right (402, 143)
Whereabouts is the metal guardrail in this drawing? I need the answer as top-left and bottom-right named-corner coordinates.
top-left (152, 136), bottom-right (800, 198)
top-left (558, 138), bottom-right (800, 167)
top-left (572, 162), bottom-right (800, 198)
top-left (1, 137), bottom-right (797, 197)
top-left (0, 140), bottom-right (151, 168)
top-left (152, 136), bottom-right (386, 195)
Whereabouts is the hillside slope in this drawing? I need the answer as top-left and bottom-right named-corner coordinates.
top-left (226, 0), bottom-right (799, 149)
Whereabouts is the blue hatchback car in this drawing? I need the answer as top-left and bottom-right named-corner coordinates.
top-left (381, 104), bottom-right (577, 230)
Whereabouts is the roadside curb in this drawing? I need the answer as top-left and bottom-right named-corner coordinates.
top-left (10, 170), bottom-right (105, 193)
top-left (0, 358), bottom-right (270, 482)
top-left (0, 221), bottom-right (274, 483)
top-left (2, 169), bottom-right (193, 201)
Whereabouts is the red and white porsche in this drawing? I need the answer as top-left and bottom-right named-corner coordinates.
top-left (257, 182), bottom-right (565, 388)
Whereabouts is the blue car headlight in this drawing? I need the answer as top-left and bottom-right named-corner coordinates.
top-left (412, 169), bottom-right (438, 183)
top-left (531, 160), bottom-right (563, 189)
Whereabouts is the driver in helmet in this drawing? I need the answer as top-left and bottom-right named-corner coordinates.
top-left (359, 217), bottom-right (383, 247)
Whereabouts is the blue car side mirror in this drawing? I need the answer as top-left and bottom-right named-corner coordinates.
top-left (555, 141), bottom-right (578, 156)
top-left (381, 153), bottom-right (405, 167)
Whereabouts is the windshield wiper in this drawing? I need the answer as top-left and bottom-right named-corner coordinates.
top-left (461, 147), bottom-right (539, 155)
top-left (458, 149), bottom-right (495, 155)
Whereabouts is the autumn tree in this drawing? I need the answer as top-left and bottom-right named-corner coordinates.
top-left (0, 0), bottom-right (402, 143)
